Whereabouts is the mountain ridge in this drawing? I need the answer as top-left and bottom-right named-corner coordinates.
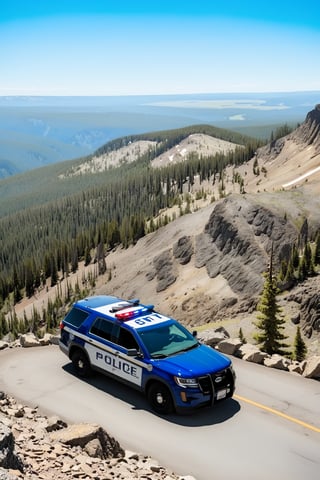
top-left (2, 104), bottom-right (320, 358)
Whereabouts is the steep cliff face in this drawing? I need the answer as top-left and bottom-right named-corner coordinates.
top-left (194, 195), bottom-right (298, 297)
top-left (292, 104), bottom-right (320, 151)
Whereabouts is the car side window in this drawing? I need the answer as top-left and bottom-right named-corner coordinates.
top-left (117, 327), bottom-right (140, 351)
top-left (64, 307), bottom-right (89, 328)
top-left (90, 317), bottom-right (114, 341)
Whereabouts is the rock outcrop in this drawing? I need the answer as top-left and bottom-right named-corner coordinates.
top-left (0, 393), bottom-right (195, 480)
top-left (146, 249), bottom-right (177, 292)
top-left (291, 104), bottom-right (320, 152)
top-left (197, 195), bottom-right (297, 296)
top-left (147, 194), bottom-right (299, 309)
top-left (285, 277), bottom-right (320, 340)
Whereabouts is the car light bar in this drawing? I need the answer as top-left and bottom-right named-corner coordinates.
top-left (115, 305), bottom-right (154, 321)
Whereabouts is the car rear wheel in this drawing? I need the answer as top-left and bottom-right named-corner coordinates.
top-left (147, 382), bottom-right (174, 414)
top-left (71, 350), bottom-right (92, 377)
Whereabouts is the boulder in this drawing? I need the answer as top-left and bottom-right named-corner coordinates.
top-left (45, 416), bottom-right (67, 432)
top-left (236, 343), bottom-right (268, 364)
top-left (264, 354), bottom-right (291, 371)
top-left (39, 333), bottom-right (60, 346)
top-left (216, 338), bottom-right (243, 355)
top-left (49, 423), bottom-right (124, 459)
top-left (19, 333), bottom-right (40, 348)
top-left (302, 356), bottom-right (320, 379)
top-left (0, 343), bottom-right (8, 352)
top-left (288, 361), bottom-right (305, 375)
top-left (198, 328), bottom-right (229, 348)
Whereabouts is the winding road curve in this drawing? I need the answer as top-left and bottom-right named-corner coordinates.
top-left (1, 346), bottom-right (320, 480)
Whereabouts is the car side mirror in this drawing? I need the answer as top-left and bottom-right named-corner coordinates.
top-left (127, 348), bottom-right (139, 357)
top-left (192, 330), bottom-right (198, 337)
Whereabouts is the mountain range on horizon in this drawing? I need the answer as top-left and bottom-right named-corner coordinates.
top-left (0, 91), bottom-right (319, 179)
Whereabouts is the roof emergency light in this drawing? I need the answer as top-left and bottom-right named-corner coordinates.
top-left (115, 304), bottom-right (154, 321)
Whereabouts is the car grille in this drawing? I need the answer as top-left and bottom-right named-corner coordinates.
top-left (198, 367), bottom-right (234, 399)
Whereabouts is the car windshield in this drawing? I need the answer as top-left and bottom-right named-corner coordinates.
top-left (138, 320), bottom-right (198, 358)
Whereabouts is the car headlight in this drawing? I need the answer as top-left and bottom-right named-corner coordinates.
top-left (174, 376), bottom-right (199, 388)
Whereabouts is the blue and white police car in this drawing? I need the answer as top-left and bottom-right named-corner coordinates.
top-left (59, 295), bottom-right (235, 414)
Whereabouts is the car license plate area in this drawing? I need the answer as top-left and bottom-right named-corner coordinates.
top-left (216, 388), bottom-right (227, 400)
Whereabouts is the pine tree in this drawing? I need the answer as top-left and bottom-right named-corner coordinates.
top-left (238, 328), bottom-right (246, 344)
top-left (291, 244), bottom-right (300, 269)
top-left (84, 246), bottom-right (91, 267)
top-left (313, 232), bottom-right (320, 266)
top-left (293, 326), bottom-right (307, 362)
top-left (253, 254), bottom-right (289, 355)
top-left (303, 243), bottom-right (315, 275)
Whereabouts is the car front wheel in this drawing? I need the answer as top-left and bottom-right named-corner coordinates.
top-left (147, 382), bottom-right (174, 414)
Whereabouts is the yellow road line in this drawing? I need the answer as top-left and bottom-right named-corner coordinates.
top-left (234, 394), bottom-right (320, 434)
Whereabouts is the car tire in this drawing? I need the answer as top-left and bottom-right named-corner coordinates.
top-left (71, 350), bottom-right (92, 378)
top-left (147, 382), bottom-right (174, 414)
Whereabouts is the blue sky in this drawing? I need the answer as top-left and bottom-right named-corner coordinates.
top-left (1, 1), bottom-right (320, 96)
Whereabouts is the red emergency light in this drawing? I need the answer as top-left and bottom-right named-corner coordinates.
top-left (115, 305), bottom-right (154, 321)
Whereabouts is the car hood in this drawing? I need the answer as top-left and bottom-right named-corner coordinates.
top-left (152, 343), bottom-right (231, 377)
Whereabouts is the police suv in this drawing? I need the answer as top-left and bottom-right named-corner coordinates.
top-left (59, 295), bottom-right (235, 414)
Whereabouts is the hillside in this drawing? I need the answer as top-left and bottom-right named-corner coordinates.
top-left (7, 105), bottom-right (320, 359)
top-left (0, 124), bottom-right (256, 218)
top-left (92, 108), bottom-right (320, 357)
top-left (1, 91), bottom-right (318, 179)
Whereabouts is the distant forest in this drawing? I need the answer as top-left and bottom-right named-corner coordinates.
top-left (0, 124), bottom-right (265, 322)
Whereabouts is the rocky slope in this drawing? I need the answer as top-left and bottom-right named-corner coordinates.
top-left (0, 392), bottom-right (194, 480)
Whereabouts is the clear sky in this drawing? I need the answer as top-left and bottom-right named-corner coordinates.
top-left (1, 0), bottom-right (320, 96)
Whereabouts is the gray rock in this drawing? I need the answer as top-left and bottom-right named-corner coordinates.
top-left (288, 361), bottom-right (305, 375)
top-left (300, 293), bottom-right (320, 337)
top-left (264, 354), bottom-right (291, 371)
top-left (45, 416), bottom-right (67, 432)
top-left (195, 195), bottom-right (298, 299)
top-left (172, 236), bottom-right (193, 265)
top-left (19, 333), bottom-right (40, 348)
top-left (49, 423), bottom-right (124, 459)
top-left (198, 329), bottom-right (229, 348)
top-left (152, 250), bottom-right (177, 292)
top-left (216, 338), bottom-right (243, 355)
top-left (302, 356), bottom-right (320, 379)
top-left (236, 343), bottom-right (268, 364)
top-left (0, 343), bottom-right (8, 352)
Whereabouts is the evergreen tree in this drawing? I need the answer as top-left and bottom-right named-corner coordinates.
top-left (313, 232), bottom-right (320, 266)
top-left (0, 312), bottom-right (8, 338)
top-left (291, 244), bottom-right (300, 269)
top-left (297, 256), bottom-right (308, 281)
top-left (293, 326), bottom-right (307, 362)
top-left (303, 243), bottom-right (314, 275)
top-left (253, 254), bottom-right (289, 355)
top-left (50, 258), bottom-right (58, 287)
top-left (238, 327), bottom-right (246, 344)
top-left (13, 267), bottom-right (22, 304)
top-left (284, 257), bottom-right (295, 286)
top-left (84, 246), bottom-right (92, 266)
